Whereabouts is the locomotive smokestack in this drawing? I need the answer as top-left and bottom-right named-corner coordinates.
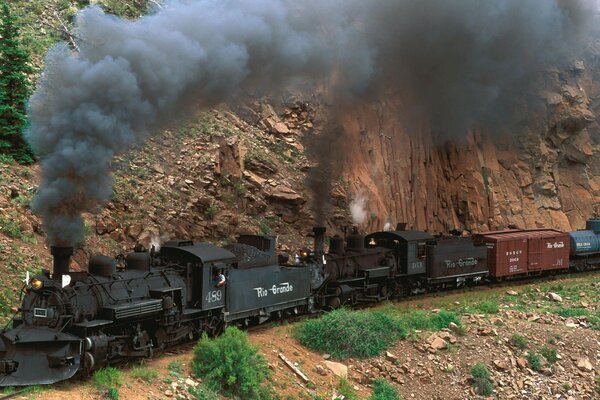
top-left (50, 246), bottom-right (73, 280)
top-left (312, 226), bottom-right (326, 262)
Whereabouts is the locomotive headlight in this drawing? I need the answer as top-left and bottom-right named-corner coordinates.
top-left (31, 278), bottom-right (43, 290)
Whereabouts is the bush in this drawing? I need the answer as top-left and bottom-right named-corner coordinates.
top-left (510, 333), bottom-right (528, 350)
top-left (94, 367), bottom-right (122, 399)
top-left (130, 366), bottom-right (158, 383)
top-left (370, 379), bottom-right (401, 400)
top-left (107, 388), bottom-right (119, 400)
top-left (294, 308), bottom-right (407, 359)
top-left (526, 352), bottom-right (542, 371)
top-left (471, 363), bottom-right (493, 396)
top-left (596, 376), bottom-right (600, 394)
top-left (192, 326), bottom-right (270, 399)
top-left (540, 346), bottom-right (558, 364)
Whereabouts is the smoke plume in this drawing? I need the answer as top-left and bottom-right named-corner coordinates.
top-left (26, 0), bottom-right (594, 245)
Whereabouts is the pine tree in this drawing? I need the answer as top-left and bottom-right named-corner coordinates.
top-left (0, 0), bottom-right (33, 164)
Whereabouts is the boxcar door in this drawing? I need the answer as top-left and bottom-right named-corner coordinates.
top-left (528, 238), bottom-right (542, 271)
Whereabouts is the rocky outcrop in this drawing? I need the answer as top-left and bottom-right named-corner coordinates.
top-left (331, 59), bottom-right (600, 233)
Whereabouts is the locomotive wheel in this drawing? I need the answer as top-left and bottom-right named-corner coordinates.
top-left (327, 296), bottom-right (341, 310)
top-left (379, 284), bottom-right (390, 300)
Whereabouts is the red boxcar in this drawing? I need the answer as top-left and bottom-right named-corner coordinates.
top-left (472, 229), bottom-right (570, 278)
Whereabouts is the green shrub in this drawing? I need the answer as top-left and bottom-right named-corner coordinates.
top-left (107, 388), bottom-right (119, 400)
top-left (94, 367), bottom-right (122, 399)
top-left (370, 379), bottom-right (401, 400)
top-left (204, 205), bottom-right (217, 220)
top-left (510, 333), bottom-right (528, 350)
top-left (470, 363), bottom-right (493, 396)
top-left (337, 378), bottom-right (358, 400)
top-left (540, 346), bottom-right (558, 364)
top-left (130, 366), bottom-right (158, 383)
top-left (475, 301), bottom-right (499, 314)
top-left (192, 326), bottom-right (270, 399)
top-left (595, 376), bottom-right (600, 394)
top-left (294, 308), bottom-right (407, 359)
top-left (526, 352), bottom-right (542, 371)
top-left (428, 310), bottom-right (461, 331)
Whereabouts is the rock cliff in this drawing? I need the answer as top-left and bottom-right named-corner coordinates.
top-left (330, 57), bottom-right (600, 234)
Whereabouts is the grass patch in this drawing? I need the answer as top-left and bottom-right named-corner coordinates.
top-left (510, 333), bottom-right (528, 350)
top-left (540, 346), bottom-right (558, 364)
top-left (370, 379), bottom-right (401, 400)
top-left (296, 307), bottom-right (462, 360)
top-left (526, 352), bottom-right (542, 371)
top-left (295, 308), bottom-right (407, 359)
top-left (337, 378), bottom-right (358, 400)
top-left (474, 300), bottom-right (499, 314)
top-left (192, 326), bottom-right (271, 399)
top-left (596, 376), bottom-right (600, 395)
top-left (168, 361), bottom-right (184, 378)
top-left (471, 363), bottom-right (493, 396)
top-left (402, 310), bottom-right (460, 331)
top-left (130, 366), bottom-right (158, 383)
top-left (94, 367), bottom-right (122, 398)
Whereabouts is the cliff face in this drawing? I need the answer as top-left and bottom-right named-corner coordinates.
top-left (335, 59), bottom-right (600, 234)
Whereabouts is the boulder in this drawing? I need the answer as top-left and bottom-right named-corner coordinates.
top-left (575, 357), bottom-right (593, 372)
top-left (547, 292), bottom-right (563, 302)
top-left (266, 186), bottom-right (305, 205)
top-left (324, 360), bottom-right (348, 378)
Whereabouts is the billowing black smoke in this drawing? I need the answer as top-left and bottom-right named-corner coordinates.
top-left (26, 0), bottom-right (594, 245)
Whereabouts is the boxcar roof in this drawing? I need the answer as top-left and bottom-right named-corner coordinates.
top-left (476, 229), bottom-right (567, 241)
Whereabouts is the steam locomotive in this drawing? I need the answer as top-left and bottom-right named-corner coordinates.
top-left (1, 220), bottom-right (599, 387)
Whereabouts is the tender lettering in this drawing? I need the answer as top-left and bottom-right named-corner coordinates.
top-left (253, 282), bottom-right (294, 298)
top-left (444, 258), bottom-right (478, 269)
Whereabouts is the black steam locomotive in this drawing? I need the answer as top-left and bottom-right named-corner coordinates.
top-left (0, 221), bottom-right (598, 387)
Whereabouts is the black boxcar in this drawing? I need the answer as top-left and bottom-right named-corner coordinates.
top-left (426, 237), bottom-right (488, 284)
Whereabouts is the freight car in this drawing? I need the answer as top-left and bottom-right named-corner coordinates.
top-left (472, 229), bottom-right (570, 279)
top-left (569, 218), bottom-right (600, 271)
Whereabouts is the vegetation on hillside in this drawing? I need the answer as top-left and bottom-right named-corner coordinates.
top-left (0, 0), bottom-right (33, 163)
top-left (0, 0), bottom-right (153, 164)
top-left (294, 307), bottom-right (461, 359)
